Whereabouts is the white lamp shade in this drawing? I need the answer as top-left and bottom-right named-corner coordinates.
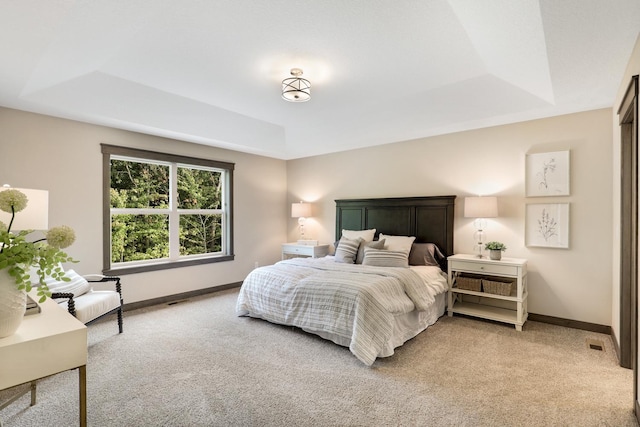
top-left (0, 187), bottom-right (49, 231)
top-left (464, 196), bottom-right (498, 218)
top-left (291, 202), bottom-right (312, 218)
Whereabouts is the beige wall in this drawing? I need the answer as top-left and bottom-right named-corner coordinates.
top-left (0, 103), bottom-right (617, 325)
top-left (0, 107), bottom-right (288, 304)
top-left (288, 109), bottom-right (613, 325)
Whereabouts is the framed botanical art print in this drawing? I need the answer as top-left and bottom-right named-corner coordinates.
top-left (525, 203), bottom-right (570, 248)
top-left (525, 150), bottom-right (570, 197)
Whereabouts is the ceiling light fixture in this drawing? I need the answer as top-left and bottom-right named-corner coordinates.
top-left (282, 68), bottom-right (311, 102)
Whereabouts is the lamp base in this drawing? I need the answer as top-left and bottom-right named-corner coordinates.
top-left (473, 243), bottom-right (485, 258)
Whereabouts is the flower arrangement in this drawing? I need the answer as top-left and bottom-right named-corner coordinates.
top-left (0, 188), bottom-right (76, 301)
top-left (484, 241), bottom-right (507, 251)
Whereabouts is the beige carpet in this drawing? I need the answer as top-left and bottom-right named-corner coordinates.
top-left (0, 288), bottom-right (637, 426)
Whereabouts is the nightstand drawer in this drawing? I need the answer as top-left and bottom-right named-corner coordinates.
top-left (449, 260), bottom-right (519, 276)
top-left (282, 243), bottom-right (329, 259)
top-left (282, 244), bottom-right (313, 255)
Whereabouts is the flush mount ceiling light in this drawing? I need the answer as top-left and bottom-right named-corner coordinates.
top-left (282, 68), bottom-right (311, 102)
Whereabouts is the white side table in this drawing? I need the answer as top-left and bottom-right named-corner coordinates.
top-left (282, 243), bottom-right (329, 260)
top-left (0, 292), bottom-right (87, 425)
top-left (447, 254), bottom-right (528, 331)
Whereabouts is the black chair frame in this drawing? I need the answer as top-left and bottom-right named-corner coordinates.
top-left (51, 275), bottom-right (123, 333)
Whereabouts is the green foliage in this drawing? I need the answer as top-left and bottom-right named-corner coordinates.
top-left (177, 168), bottom-right (222, 209)
top-left (179, 214), bottom-right (222, 256)
top-left (110, 160), bottom-right (223, 263)
top-left (111, 214), bottom-right (169, 263)
top-left (484, 241), bottom-right (507, 251)
top-left (110, 159), bottom-right (170, 209)
top-left (0, 220), bottom-right (75, 302)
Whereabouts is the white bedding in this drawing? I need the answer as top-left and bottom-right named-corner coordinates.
top-left (236, 256), bottom-right (448, 365)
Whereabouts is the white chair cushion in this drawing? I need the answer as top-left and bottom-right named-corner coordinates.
top-left (44, 269), bottom-right (91, 301)
top-left (58, 290), bottom-right (121, 324)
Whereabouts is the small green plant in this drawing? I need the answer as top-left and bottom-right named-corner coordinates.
top-left (484, 241), bottom-right (507, 251)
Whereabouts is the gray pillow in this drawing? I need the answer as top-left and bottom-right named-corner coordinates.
top-left (355, 239), bottom-right (386, 264)
top-left (334, 236), bottom-right (363, 263)
top-left (362, 247), bottom-right (409, 268)
top-left (408, 243), bottom-right (445, 266)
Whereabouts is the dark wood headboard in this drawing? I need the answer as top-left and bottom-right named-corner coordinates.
top-left (335, 196), bottom-right (456, 259)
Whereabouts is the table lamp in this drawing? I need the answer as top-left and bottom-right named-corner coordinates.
top-left (464, 196), bottom-right (498, 258)
top-left (291, 201), bottom-right (312, 241)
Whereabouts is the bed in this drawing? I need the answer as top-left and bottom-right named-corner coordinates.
top-left (236, 196), bottom-right (456, 365)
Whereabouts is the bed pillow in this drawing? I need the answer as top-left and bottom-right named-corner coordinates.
top-left (342, 229), bottom-right (376, 241)
top-left (378, 234), bottom-right (416, 253)
top-left (409, 243), bottom-right (445, 267)
top-left (334, 236), bottom-right (363, 263)
top-left (355, 239), bottom-right (386, 264)
top-left (362, 247), bottom-right (409, 268)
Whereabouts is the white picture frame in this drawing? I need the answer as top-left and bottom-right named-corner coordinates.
top-left (525, 203), bottom-right (570, 248)
top-left (525, 150), bottom-right (570, 197)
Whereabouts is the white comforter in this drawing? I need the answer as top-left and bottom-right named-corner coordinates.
top-left (236, 257), bottom-right (448, 365)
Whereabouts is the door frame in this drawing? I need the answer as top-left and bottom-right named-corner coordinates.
top-left (618, 74), bottom-right (638, 415)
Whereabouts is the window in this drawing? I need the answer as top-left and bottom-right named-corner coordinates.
top-left (102, 144), bottom-right (234, 274)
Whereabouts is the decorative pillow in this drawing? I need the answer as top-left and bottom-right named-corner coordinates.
top-left (378, 234), bottom-right (416, 253)
top-left (334, 236), bottom-right (363, 263)
top-left (356, 239), bottom-right (385, 264)
top-left (362, 247), bottom-right (410, 268)
top-left (342, 229), bottom-right (376, 242)
top-left (44, 269), bottom-right (91, 301)
top-left (409, 243), bottom-right (445, 267)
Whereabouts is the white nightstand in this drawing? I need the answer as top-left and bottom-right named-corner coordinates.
top-left (282, 243), bottom-right (329, 260)
top-left (447, 254), bottom-right (528, 331)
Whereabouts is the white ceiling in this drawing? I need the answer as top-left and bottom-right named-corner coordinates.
top-left (1, 1), bottom-right (639, 160)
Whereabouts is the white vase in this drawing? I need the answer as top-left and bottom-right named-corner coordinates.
top-left (0, 269), bottom-right (26, 338)
top-left (489, 250), bottom-right (502, 261)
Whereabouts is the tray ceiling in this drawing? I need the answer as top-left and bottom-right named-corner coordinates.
top-left (1, 0), bottom-right (638, 159)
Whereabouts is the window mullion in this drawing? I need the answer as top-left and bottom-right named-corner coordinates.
top-left (221, 172), bottom-right (227, 254)
top-left (169, 163), bottom-right (180, 260)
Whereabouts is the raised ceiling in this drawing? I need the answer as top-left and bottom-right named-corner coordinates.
top-left (1, 1), bottom-right (639, 160)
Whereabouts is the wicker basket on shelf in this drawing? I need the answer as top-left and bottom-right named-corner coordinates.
top-left (482, 278), bottom-right (515, 296)
top-left (455, 274), bottom-right (482, 292)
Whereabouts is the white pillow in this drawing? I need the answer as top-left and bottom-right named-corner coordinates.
top-left (379, 234), bottom-right (416, 253)
top-left (342, 229), bottom-right (376, 242)
top-left (44, 269), bottom-right (91, 300)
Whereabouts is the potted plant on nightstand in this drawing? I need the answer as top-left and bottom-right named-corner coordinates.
top-left (484, 241), bottom-right (506, 261)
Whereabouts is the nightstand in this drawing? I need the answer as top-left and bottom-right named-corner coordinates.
top-left (281, 243), bottom-right (330, 260)
top-left (447, 254), bottom-right (528, 331)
